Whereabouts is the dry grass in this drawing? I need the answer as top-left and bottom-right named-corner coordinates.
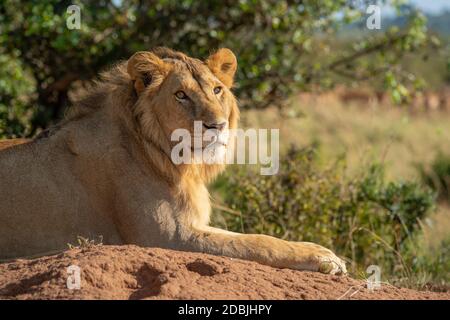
top-left (241, 93), bottom-right (450, 181)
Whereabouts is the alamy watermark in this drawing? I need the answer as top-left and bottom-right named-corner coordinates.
top-left (66, 5), bottom-right (81, 30)
top-left (366, 4), bottom-right (381, 30)
top-left (366, 264), bottom-right (381, 291)
top-left (64, 2), bottom-right (381, 32)
top-left (66, 265), bottom-right (81, 290)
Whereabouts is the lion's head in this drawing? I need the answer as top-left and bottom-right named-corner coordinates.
top-left (123, 47), bottom-right (239, 182)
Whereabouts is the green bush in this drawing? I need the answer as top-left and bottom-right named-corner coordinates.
top-left (212, 146), bottom-right (437, 285)
top-left (0, 1), bottom-right (432, 137)
top-left (0, 53), bottom-right (35, 138)
top-left (419, 153), bottom-right (450, 202)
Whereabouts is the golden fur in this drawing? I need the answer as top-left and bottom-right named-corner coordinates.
top-left (0, 139), bottom-right (29, 151)
top-left (0, 48), bottom-right (346, 274)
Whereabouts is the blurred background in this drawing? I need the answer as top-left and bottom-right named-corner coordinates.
top-left (0, 0), bottom-right (449, 290)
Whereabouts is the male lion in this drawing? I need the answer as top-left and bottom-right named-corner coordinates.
top-left (0, 48), bottom-right (346, 274)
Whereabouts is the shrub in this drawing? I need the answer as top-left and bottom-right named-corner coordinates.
top-left (0, 54), bottom-right (35, 138)
top-left (212, 146), bottom-right (436, 284)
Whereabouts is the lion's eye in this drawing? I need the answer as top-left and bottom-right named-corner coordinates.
top-left (213, 86), bottom-right (222, 95)
top-left (175, 91), bottom-right (188, 100)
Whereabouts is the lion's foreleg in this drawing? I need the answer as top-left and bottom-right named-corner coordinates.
top-left (177, 226), bottom-right (347, 275)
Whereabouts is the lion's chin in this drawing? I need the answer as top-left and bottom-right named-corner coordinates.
top-left (191, 143), bottom-right (228, 164)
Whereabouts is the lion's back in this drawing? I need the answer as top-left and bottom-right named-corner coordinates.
top-left (0, 138), bottom-right (30, 151)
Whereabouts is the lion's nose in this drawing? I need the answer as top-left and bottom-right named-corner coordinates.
top-left (203, 120), bottom-right (227, 131)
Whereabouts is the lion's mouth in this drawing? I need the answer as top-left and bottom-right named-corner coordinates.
top-left (211, 140), bottom-right (228, 147)
top-left (191, 134), bottom-right (228, 150)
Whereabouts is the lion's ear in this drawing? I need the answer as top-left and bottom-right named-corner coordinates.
top-left (205, 48), bottom-right (237, 88)
top-left (127, 51), bottom-right (171, 94)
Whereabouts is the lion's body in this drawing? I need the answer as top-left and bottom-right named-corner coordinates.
top-left (1, 113), bottom-right (130, 258)
top-left (0, 88), bottom-right (185, 259)
top-left (0, 48), bottom-right (345, 274)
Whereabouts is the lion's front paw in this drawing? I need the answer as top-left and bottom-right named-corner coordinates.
top-left (316, 249), bottom-right (347, 275)
top-left (291, 242), bottom-right (347, 275)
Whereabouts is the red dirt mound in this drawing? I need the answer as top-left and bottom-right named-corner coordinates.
top-left (0, 245), bottom-right (448, 300)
